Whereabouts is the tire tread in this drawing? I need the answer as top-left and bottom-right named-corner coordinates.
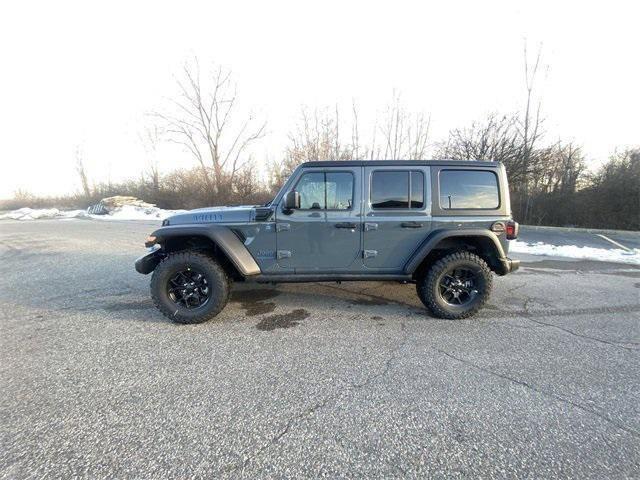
top-left (150, 250), bottom-right (229, 324)
top-left (416, 251), bottom-right (493, 319)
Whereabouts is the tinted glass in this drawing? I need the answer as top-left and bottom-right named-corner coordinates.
top-left (371, 171), bottom-right (409, 208)
top-left (410, 171), bottom-right (424, 208)
top-left (297, 172), bottom-right (325, 209)
top-left (440, 170), bottom-right (499, 209)
top-left (326, 172), bottom-right (353, 210)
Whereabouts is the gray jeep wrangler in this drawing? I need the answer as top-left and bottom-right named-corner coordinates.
top-left (135, 160), bottom-right (519, 323)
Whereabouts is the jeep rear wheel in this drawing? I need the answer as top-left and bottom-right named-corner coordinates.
top-left (417, 252), bottom-right (493, 319)
top-left (151, 251), bottom-right (230, 324)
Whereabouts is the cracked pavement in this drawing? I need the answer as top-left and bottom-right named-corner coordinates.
top-left (1, 220), bottom-right (639, 478)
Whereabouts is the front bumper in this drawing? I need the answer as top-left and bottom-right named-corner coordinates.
top-left (135, 250), bottom-right (163, 274)
top-left (496, 257), bottom-right (520, 276)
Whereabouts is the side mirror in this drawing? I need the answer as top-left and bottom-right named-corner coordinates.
top-left (283, 190), bottom-right (301, 210)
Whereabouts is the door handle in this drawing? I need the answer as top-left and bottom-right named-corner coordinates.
top-left (401, 222), bottom-right (423, 228)
top-left (335, 222), bottom-right (357, 229)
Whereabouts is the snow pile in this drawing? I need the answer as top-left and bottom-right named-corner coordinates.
top-left (85, 196), bottom-right (185, 220)
top-left (97, 204), bottom-right (184, 221)
top-left (100, 196), bottom-right (156, 211)
top-left (510, 240), bottom-right (640, 265)
top-left (0, 196), bottom-right (185, 222)
top-left (0, 208), bottom-right (88, 221)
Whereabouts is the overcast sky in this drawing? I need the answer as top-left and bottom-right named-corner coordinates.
top-left (0, 0), bottom-right (638, 199)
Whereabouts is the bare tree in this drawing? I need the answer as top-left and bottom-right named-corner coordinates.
top-left (139, 125), bottom-right (162, 192)
top-left (154, 58), bottom-right (266, 201)
top-left (379, 91), bottom-right (431, 160)
top-left (285, 107), bottom-right (355, 165)
top-left (74, 147), bottom-right (91, 197)
top-left (435, 113), bottom-right (521, 163)
top-left (434, 43), bottom-right (550, 222)
top-left (539, 142), bottom-right (585, 194)
top-left (280, 93), bottom-right (432, 182)
top-left (518, 42), bottom-right (546, 220)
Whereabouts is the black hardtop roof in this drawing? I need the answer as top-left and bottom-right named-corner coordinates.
top-left (299, 160), bottom-right (502, 168)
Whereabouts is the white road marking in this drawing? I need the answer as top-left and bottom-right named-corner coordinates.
top-left (595, 234), bottom-right (633, 252)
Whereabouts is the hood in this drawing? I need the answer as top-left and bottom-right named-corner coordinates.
top-left (163, 205), bottom-right (258, 226)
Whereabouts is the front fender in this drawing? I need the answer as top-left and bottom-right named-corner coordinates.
top-left (150, 224), bottom-right (261, 276)
top-left (404, 229), bottom-right (507, 274)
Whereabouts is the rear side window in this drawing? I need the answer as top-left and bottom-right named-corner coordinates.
top-left (439, 170), bottom-right (499, 209)
top-left (371, 171), bottom-right (424, 209)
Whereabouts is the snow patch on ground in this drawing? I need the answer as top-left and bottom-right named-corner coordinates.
top-left (0, 206), bottom-right (183, 222)
top-left (510, 240), bottom-right (640, 265)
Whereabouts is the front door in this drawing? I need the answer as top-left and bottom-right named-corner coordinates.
top-left (362, 166), bottom-right (431, 270)
top-left (275, 167), bottom-right (362, 272)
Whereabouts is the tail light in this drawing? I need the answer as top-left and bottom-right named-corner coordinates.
top-left (506, 220), bottom-right (519, 240)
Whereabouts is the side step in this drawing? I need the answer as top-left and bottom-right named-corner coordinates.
top-left (251, 273), bottom-right (413, 283)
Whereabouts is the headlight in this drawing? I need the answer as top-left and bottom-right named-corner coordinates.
top-left (144, 235), bottom-right (157, 248)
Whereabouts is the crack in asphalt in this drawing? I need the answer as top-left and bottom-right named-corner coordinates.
top-left (324, 282), bottom-right (640, 350)
top-left (520, 297), bottom-right (640, 351)
top-left (505, 282), bottom-right (527, 295)
top-left (436, 348), bottom-right (640, 438)
top-left (221, 321), bottom-right (410, 475)
top-left (484, 303), bottom-right (640, 320)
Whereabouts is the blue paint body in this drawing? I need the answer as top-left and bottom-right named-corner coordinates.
top-left (157, 160), bottom-right (515, 277)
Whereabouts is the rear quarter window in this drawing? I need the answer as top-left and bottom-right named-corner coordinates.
top-left (439, 170), bottom-right (499, 209)
top-left (371, 170), bottom-right (424, 209)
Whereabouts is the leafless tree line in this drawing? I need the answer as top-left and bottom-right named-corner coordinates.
top-left (42, 54), bottom-right (636, 230)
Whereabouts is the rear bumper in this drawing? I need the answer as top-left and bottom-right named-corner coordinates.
top-left (135, 251), bottom-right (163, 275)
top-left (496, 257), bottom-right (520, 276)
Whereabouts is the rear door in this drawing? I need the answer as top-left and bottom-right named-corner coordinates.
top-left (362, 166), bottom-right (431, 271)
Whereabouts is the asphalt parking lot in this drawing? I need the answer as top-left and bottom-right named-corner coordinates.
top-left (1, 219), bottom-right (639, 478)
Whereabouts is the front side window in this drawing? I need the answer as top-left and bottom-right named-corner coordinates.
top-left (371, 170), bottom-right (424, 209)
top-left (326, 172), bottom-right (354, 209)
top-left (439, 170), bottom-right (499, 209)
top-left (295, 171), bottom-right (354, 210)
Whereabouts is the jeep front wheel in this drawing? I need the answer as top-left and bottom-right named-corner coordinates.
top-left (416, 252), bottom-right (493, 319)
top-left (150, 251), bottom-right (230, 324)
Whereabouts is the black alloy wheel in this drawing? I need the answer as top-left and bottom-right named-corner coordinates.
top-left (438, 267), bottom-right (479, 306)
top-left (416, 251), bottom-right (493, 319)
top-left (167, 268), bottom-right (211, 309)
top-left (150, 251), bottom-right (230, 324)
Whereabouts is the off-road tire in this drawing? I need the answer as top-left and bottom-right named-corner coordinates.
top-left (151, 251), bottom-right (230, 324)
top-left (416, 251), bottom-right (493, 319)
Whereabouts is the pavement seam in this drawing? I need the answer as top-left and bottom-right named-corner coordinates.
top-left (436, 348), bottom-right (640, 438)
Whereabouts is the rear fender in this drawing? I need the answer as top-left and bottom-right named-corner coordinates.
top-left (404, 229), bottom-right (507, 275)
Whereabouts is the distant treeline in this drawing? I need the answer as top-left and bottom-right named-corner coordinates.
top-left (3, 145), bottom-right (638, 231)
top-left (3, 59), bottom-right (639, 230)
